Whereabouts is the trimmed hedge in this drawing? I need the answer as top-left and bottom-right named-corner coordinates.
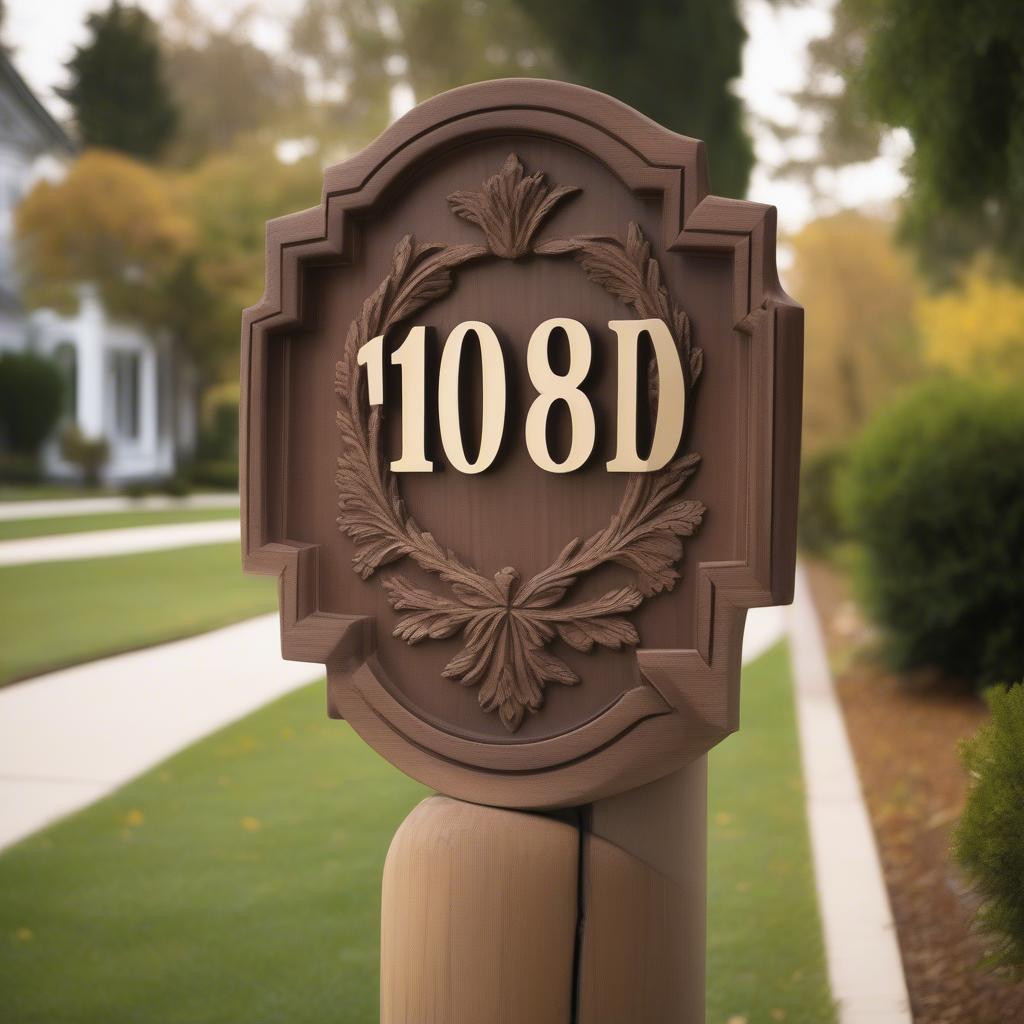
top-left (841, 379), bottom-right (1024, 687)
top-left (954, 683), bottom-right (1024, 974)
top-left (0, 351), bottom-right (63, 454)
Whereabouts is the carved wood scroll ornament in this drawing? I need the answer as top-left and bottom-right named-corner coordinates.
top-left (334, 154), bottom-right (705, 732)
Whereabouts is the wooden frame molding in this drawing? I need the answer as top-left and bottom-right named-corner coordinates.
top-left (240, 79), bottom-right (803, 809)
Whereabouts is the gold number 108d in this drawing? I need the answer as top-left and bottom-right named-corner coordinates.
top-left (357, 317), bottom-right (686, 475)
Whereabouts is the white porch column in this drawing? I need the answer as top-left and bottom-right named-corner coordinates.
top-left (75, 287), bottom-right (106, 440)
top-left (139, 344), bottom-right (159, 457)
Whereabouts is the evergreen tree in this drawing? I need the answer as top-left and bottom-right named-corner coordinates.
top-left (514, 0), bottom-right (753, 199)
top-left (290, 0), bottom-right (752, 198)
top-left (60, 1), bottom-right (178, 160)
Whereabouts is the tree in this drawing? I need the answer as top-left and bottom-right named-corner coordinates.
top-left (291, 0), bottom-right (555, 148)
top-left (916, 265), bottom-right (1024, 380)
top-left (61, 1), bottom-right (178, 159)
top-left (179, 143), bottom-right (323, 374)
top-left (291, 0), bottom-right (752, 198)
top-left (514, 0), bottom-right (753, 198)
top-left (786, 212), bottom-right (921, 452)
top-left (786, 0), bottom-right (1024, 280)
top-left (13, 149), bottom-right (227, 374)
top-left (15, 149), bottom-right (193, 326)
top-left (16, 143), bottom-right (324, 381)
top-left (161, 2), bottom-right (309, 165)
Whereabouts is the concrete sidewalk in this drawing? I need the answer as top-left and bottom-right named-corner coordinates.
top-left (0, 519), bottom-right (240, 566)
top-left (0, 492), bottom-right (238, 521)
top-left (0, 615), bottom-right (320, 851)
top-left (788, 565), bottom-right (911, 1024)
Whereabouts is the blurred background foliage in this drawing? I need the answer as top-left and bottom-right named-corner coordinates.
top-left (10, 0), bottom-right (1024, 615)
top-left (8, 0), bottom-right (1024, 691)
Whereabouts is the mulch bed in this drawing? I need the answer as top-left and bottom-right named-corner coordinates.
top-left (805, 560), bottom-right (1024, 1024)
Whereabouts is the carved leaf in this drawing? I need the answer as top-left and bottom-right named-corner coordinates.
top-left (335, 159), bottom-right (706, 732)
top-left (447, 154), bottom-right (579, 259)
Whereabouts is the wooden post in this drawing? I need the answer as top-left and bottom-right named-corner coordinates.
top-left (581, 760), bottom-right (708, 1023)
top-left (380, 762), bottom-right (708, 1024)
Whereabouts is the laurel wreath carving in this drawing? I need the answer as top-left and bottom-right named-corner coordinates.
top-left (335, 154), bottom-right (705, 732)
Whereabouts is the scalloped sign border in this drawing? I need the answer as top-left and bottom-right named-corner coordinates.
top-left (240, 79), bottom-right (803, 809)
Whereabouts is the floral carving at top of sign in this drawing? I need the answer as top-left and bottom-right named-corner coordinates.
top-left (334, 155), bottom-right (704, 732)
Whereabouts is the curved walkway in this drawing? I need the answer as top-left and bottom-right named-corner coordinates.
top-left (0, 604), bottom-right (786, 853)
top-left (0, 615), bottom-right (320, 851)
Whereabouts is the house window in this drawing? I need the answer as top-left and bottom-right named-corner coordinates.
top-left (53, 342), bottom-right (77, 419)
top-left (110, 350), bottom-right (141, 440)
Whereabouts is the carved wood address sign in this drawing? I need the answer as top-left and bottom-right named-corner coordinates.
top-left (241, 79), bottom-right (803, 809)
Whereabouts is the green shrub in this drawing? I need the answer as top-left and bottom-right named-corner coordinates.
top-left (0, 351), bottom-right (63, 454)
top-left (954, 683), bottom-right (1024, 975)
top-left (841, 379), bottom-right (1024, 687)
top-left (59, 425), bottom-right (109, 487)
top-left (186, 458), bottom-right (238, 491)
top-left (798, 444), bottom-right (849, 556)
top-left (0, 452), bottom-right (42, 484)
top-left (160, 475), bottom-right (191, 497)
top-left (197, 395), bottom-right (238, 462)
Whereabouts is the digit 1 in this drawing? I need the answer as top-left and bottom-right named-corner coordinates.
top-left (356, 328), bottom-right (435, 472)
top-left (606, 318), bottom-right (686, 473)
top-left (525, 318), bottom-right (596, 473)
top-left (438, 321), bottom-right (506, 474)
top-left (389, 325), bottom-right (434, 472)
top-left (357, 333), bottom-right (385, 406)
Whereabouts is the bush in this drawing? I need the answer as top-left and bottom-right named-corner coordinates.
top-left (197, 393), bottom-right (238, 462)
top-left (59, 425), bottom-right (109, 487)
top-left (0, 452), bottom-right (42, 484)
top-left (954, 683), bottom-right (1024, 975)
top-left (841, 379), bottom-right (1024, 687)
top-left (798, 444), bottom-right (850, 556)
top-left (187, 458), bottom-right (238, 491)
top-left (160, 475), bottom-right (191, 497)
top-left (0, 350), bottom-right (63, 454)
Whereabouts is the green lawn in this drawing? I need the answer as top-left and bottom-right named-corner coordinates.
top-left (707, 643), bottom-right (836, 1023)
top-left (0, 645), bottom-right (834, 1023)
top-left (0, 505), bottom-right (238, 541)
top-left (0, 544), bottom-right (275, 684)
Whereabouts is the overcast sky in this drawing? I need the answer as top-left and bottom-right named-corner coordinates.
top-left (4, 0), bottom-right (907, 233)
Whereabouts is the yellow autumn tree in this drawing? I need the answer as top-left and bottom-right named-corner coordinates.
top-left (785, 212), bottom-right (923, 453)
top-left (16, 149), bottom-right (194, 327)
top-left (916, 266), bottom-right (1024, 380)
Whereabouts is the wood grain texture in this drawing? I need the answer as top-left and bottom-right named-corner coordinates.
top-left (577, 831), bottom-right (699, 1024)
top-left (380, 783), bottom-right (707, 1024)
top-left (582, 760), bottom-right (708, 1023)
top-left (379, 796), bottom-right (577, 1024)
top-left (240, 78), bottom-right (803, 808)
top-left (333, 170), bottom-right (705, 734)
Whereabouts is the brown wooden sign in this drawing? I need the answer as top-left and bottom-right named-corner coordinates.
top-left (241, 79), bottom-right (802, 809)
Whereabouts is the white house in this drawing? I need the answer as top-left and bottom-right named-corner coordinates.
top-left (0, 54), bottom-right (197, 483)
